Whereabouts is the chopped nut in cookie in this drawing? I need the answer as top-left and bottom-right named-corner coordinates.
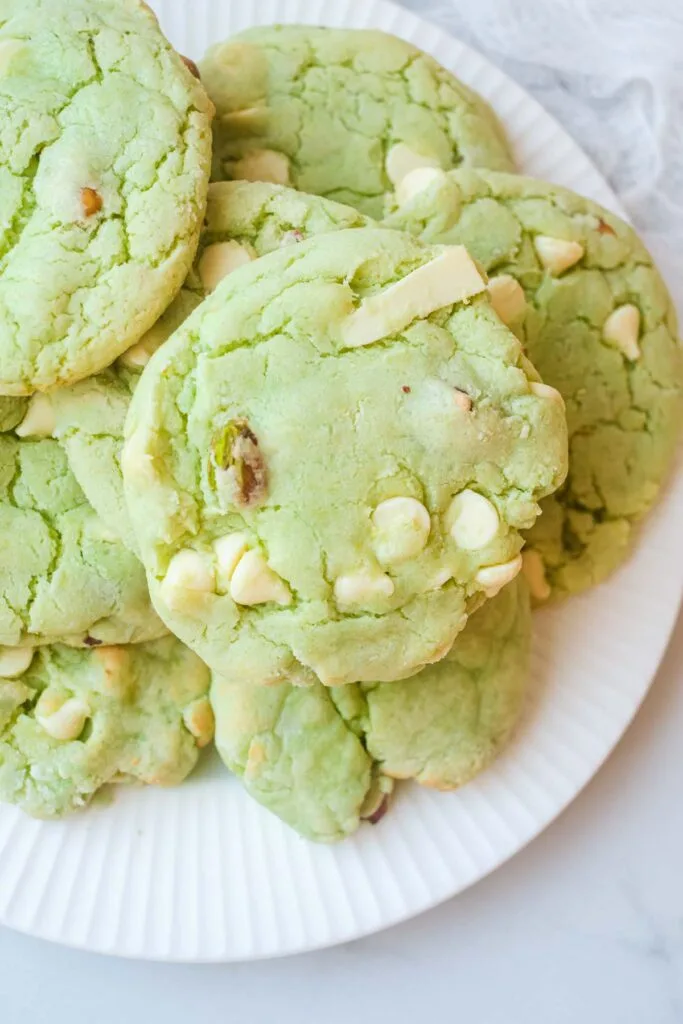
top-left (211, 417), bottom-right (268, 509)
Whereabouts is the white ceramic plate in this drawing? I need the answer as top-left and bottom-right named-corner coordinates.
top-left (0, 0), bottom-right (680, 962)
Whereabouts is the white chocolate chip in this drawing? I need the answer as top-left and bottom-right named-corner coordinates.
top-left (93, 646), bottom-right (132, 698)
top-left (0, 647), bottom-right (34, 678)
top-left (488, 274), bottom-right (526, 325)
top-left (183, 697), bottom-right (215, 748)
top-left (233, 149), bottom-right (290, 185)
top-left (371, 496), bottom-right (431, 564)
top-left (385, 143), bottom-right (441, 187)
top-left (530, 381), bottom-right (565, 406)
top-left (340, 247), bottom-right (487, 349)
top-left (522, 549), bottom-right (551, 601)
top-left (603, 304), bottom-right (641, 361)
top-left (120, 430), bottom-right (155, 483)
top-left (118, 334), bottom-right (160, 369)
top-left (220, 107), bottom-right (268, 131)
top-left (534, 235), bottom-right (584, 275)
top-left (198, 241), bottom-right (254, 293)
top-left (160, 550), bottom-right (215, 610)
top-left (229, 550), bottom-right (291, 606)
top-left (475, 554), bottom-right (523, 597)
top-left (15, 395), bottom-right (55, 438)
top-left (334, 570), bottom-right (394, 608)
top-left (447, 490), bottom-right (500, 550)
top-left (36, 696), bottom-right (90, 742)
top-left (396, 167), bottom-right (448, 206)
top-left (213, 533), bottom-right (250, 591)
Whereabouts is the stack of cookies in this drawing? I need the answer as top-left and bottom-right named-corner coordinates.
top-left (0, 2), bottom-right (679, 841)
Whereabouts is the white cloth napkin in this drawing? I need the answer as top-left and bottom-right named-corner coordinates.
top-left (402, 0), bottom-right (683, 318)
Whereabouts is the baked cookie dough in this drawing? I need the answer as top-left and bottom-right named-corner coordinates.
top-left (0, 427), bottom-right (166, 646)
top-left (43, 182), bottom-right (371, 550)
top-left (0, 636), bottom-right (212, 818)
top-left (201, 26), bottom-right (514, 218)
top-left (384, 169), bottom-right (683, 599)
top-left (212, 578), bottom-right (529, 841)
top-left (0, 0), bottom-right (213, 394)
top-left (122, 226), bottom-right (567, 684)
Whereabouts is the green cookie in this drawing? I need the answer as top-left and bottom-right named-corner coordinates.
top-left (384, 169), bottom-right (683, 600)
top-left (212, 578), bottom-right (529, 842)
top-left (122, 226), bottom-right (566, 685)
top-left (0, 637), bottom-right (212, 818)
top-left (44, 182), bottom-right (372, 550)
top-left (0, 0), bottom-right (213, 394)
top-left (0, 425), bottom-right (166, 646)
top-left (201, 26), bottom-right (514, 218)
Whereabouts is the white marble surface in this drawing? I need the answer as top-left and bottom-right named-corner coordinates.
top-left (1, 1), bottom-right (683, 1019)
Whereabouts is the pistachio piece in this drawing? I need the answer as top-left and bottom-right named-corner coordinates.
top-left (80, 186), bottom-right (103, 218)
top-left (180, 54), bottom-right (200, 79)
top-left (211, 418), bottom-right (268, 509)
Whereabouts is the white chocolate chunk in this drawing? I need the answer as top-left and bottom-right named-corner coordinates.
top-left (183, 697), bottom-right (215, 748)
top-left (120, 430), bottom-right (156, 483)
top-left (371, 496), bottom-right (431, 564)
top-left (475, 554), bottom-right (523, 597)
top-left (220, 107), bottom-right (268, 130)
top-left (233, 148), bottom-right (290, 185)
top-left (603, 304), bottom-right (641, 360)
top-left (396, 167), bottom-right (448, 206)
top-left (0, 647), bottom-right (34, 678)
top-left (118, 328), bottom-right (165, 368)
top-left (530, 381), bottom-right (565, 406)
top-left (385, 143), bottom-right (441, 187)
top-left (340, 247), bottom-right (487, 349)
top-left (198, 241), bottom-right (253, 293)
top-left (534, 235), bottom-right (584, 275)
top-left (213, 533), bottom-right (250, 591)
top-left (334, 570), bottom-right (394, 607)
top-left (447, 490), bottom-right (500, 550)
top-left (522, 549), bottom-right (551, 601)
top-left (160, 550), bottom-right (215, 610)
top-left (488, 274), bottom-right (526, 325)
top-left (229, 550), bottom-right (291, 606)
top-left (36, 697), bottom-right (90, 742)
top-left (15, 395), bottom-right (55, 437)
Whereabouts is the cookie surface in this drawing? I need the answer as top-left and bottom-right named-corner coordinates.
top-left (0, 637), bottom-right (212, 818)
top-left (0, 0), bottom-right (213, 394)
top-left (46, 182), bottom-right (372, 550)
top-left (385, 169), bottom-right (683, 599)
top-left (201, 26), bottom-right (514, 218)
top-left (123, 227), bottom-right (566, 685)
top-left (0, 423), bottom-right (166, 646)
top-left (212, 578), bottom-right (529, 841)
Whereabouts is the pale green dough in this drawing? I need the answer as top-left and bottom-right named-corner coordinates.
top-left (384, 169), bottom-right (683, 599)
top-left (0, 636), bottom-right (212, 818)
top-left (123, 226), bottom-right (567, 686)
top-left (0, 0), bottom-right (213, 394)
top-left (0, 431), bottom-right (166, 646)
top-left (47, 182), bottom-right (372, 550)
top-left (201, 26), bottom-right (514, 217)
top-left (212, 578), bottom-right (529, 841)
